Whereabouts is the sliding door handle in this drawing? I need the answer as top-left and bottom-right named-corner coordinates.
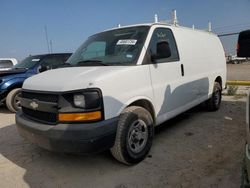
top-left (181, 64), bottom-right (184, 76)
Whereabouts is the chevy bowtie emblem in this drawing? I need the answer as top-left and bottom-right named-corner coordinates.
top-left (30, 101), bottom-right (39, 110)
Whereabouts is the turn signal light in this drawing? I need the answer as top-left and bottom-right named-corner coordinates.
top-left (59, 111), bottom-right (102, 122)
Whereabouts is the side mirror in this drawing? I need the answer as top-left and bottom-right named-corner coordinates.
top-left (38, 65), bottom-right (50, 73)
top-left (237, 30), bottom-right (250, 57)
top-left (151, 41), bottom-right (171, 62)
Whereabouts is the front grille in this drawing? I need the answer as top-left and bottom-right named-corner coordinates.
top-left (22, 91), bottom-right (58, 103)
top-left (23, 107), bottom-right (57, 124)
top-left (21, 91), bottom-right (59, 124)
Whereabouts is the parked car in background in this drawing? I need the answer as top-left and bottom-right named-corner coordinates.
top-left (226, 54), bottom-right (247, 64)
top-left (0, 53), bottom-right (72, 112)
top-left (16, 23), bottom-right (226, 165)
top-left (0, 58), bottom-right (18, 70)
top-left (237, 29), bottom-right (250, 58)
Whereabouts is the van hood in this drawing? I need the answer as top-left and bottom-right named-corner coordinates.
top-left (23, 66), bottom-right (132, 92)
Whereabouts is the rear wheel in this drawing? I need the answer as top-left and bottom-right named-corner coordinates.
top-left (206, 82), bottom-right (222, 111)
top-left (6, 88), bottom-right (22, 113)
top-left (110, 106), bottom-right (154, 165)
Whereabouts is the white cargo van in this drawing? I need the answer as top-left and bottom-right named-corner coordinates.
top-left (16, 23), bottom-right (226, 165)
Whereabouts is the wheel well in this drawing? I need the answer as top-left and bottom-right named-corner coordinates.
top-left (129, 99), bottom-right (156, 123)
top-left (215, 76), bottom-right (222, 87)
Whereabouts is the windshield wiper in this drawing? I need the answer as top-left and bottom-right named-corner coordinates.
top-left (107, 62), bottom-right (132, 66)
top-left (76, 60), bottom-right (109, 66)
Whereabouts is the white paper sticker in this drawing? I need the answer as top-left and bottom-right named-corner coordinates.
top-left (31, 59), bottom-right (40, 62)
top-left (117, 39), bottom-right (137, 45)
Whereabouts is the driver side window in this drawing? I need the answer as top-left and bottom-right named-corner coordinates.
top-left (149, 28), bottom-right (179, 63)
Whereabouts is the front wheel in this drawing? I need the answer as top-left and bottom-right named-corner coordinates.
top-left (110, 106), bottom-right (154, 165)
top-left (6, 88), bottom-right (22, 113)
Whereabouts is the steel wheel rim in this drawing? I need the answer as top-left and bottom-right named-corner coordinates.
top-left (127, 119), bottom-right (148, 153)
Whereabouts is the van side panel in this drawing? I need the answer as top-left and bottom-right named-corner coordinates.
top-left (171, 27), bottom-right (227, 93)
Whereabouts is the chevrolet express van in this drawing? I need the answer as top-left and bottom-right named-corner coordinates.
top-left (16, 23), bottom-right (226, 165)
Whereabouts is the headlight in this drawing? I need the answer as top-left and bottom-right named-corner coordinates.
top-left (74, 94), bottom-right (85, 108)
top-left (59, 89), bottom-right (103, 122)
top-left (73, 91), bottom-right (101, 109)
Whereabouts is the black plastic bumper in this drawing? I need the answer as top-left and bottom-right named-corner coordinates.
top-left (15, 110), bottom-right (118, 153)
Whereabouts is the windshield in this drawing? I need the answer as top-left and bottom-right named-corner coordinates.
top-left (13, 56), bottom-right (43, 69)
top-left (67, 26), bottom-right (149, 66)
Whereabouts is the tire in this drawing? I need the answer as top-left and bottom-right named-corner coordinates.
top-left (206, 82), bottom-right (222, 111)
top-left (6, 88), bottom-right (22, 113)
top-left (110, 106), bottom-right (154, 165)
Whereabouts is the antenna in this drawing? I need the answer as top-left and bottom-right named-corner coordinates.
top-left (49, 40), bottom-right (53, 53)
top-left (44, 26), bottom-right (50, 53)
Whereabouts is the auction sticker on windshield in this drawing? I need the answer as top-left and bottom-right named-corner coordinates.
top-left (117, 39), bottom-right (137, 45)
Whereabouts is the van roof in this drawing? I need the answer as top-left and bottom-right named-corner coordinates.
top-left (104, 22), bottom-right (217, 36)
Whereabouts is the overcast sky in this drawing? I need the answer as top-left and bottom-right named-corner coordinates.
top-left (0, 0), bottom-right (250, 60)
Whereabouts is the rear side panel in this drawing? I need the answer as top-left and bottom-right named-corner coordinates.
top-left (171, 27), bottom-right (227, 94)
